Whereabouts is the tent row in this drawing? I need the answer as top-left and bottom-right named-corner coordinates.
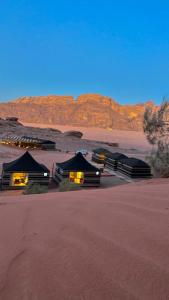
top-left (1, 151), bottom-right (101, 190)
top-left (92, 148), bottom-right (152, 178)
top-left (1, 135), bottom-right (56, 150)
top-left (0, 148), bottom-right (152, 190)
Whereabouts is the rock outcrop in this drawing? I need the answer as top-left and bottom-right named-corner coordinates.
top-left (63, 131), bottom-right (83, 138)
top-left (0, 94), bottom-right (156, 130)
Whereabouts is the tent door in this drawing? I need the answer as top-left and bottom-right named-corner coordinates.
top-left (11, 173), bottom-right (29, 186)
top-left (69, 172), bottom-right (84, 184)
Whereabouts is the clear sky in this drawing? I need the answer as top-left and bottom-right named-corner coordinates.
top-left (0, 0), bottom-right (169, 104)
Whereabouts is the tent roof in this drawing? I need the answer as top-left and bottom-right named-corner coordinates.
top-left (22, 136), bottom-right (55, 144)
top-left (57, 153), bottom-right (100, 172)
top-left (119, 157), bottom-right (150, 168)
top-left (3, 151), bottom-right (49, 172)
top-left (93, 148), bottom-right (112, 155)
top-left (106, 152), bottom-right (128, 160)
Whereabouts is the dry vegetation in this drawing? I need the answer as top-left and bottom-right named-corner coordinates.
top-left (58, 179), bottom-right (82, 192)
top-left (143, 99), bottom-right (169, 177)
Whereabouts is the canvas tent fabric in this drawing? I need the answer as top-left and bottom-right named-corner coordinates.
top-left (93, 148), bottom-right (112, 155)
top-left (1, 151), bottom-right (50, 190)
top-left (117, 157), bottom-right (152, 178)
top-left (1, 135), bottom-right (55, 150)
top-left (92, 148), bottom-right (113, 164)
top-left (3, 151), bottom-right (49, 172)
top-left (106, 152), bottom-right (127, 160)
top-left (105, 152), bottom-right (128, 170)
top-left (22, 136), bottom-right (55, 145)
top-left (118, 157), bottom-right (150, 168)
top-left (57, 152), bottom-right (99, 172)
top-left (54, 153), bottom-right (101, 187)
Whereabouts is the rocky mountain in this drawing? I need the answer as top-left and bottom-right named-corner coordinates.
top-left (0, 94), bottom-right (155, 130)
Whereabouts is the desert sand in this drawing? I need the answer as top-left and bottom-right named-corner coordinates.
top-left (23, 122), bottom-right (151, 151)
top-left (0, 125), bottom-right (168, 299)
top-left (0, 179), bottom-right (169, 299)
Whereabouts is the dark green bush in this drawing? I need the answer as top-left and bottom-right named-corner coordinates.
top-left (23, 182), bottom-right (48, 195)
top-left (58, 179), bottom-right (82, 192)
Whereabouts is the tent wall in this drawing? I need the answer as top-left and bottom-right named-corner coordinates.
top-left (105, 157), bottom-right (118, 170)
top-left (105, 156), bottom-right (128, 170)
top-left (1, 171), bottom-right (50, 190)
top-left (92, 153), bottom-right (105, 164)
top-left (53, 169), bottom-right (100, 187)
top-left (117, 162), bottom-right (152, 178)
top-left (92, 149), bottom-right (113, 164)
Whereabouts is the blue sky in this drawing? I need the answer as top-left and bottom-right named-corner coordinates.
top-left (0, 0), bottom-right (169, 104)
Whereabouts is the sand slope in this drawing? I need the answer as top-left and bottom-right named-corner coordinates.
top-left (0, 180), bottom-right (169, 299)
top-left (23, 122), bottom-right (151, 151)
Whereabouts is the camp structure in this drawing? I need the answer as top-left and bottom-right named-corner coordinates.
top-left (0, 135), bottom-right (56, 150)
top-left (92, 148), bottom-right (113, 164)
top-left (105, 152), bottom-right (128, 170)
top-left (21, 136), bottom-right (56, 150)
top-left (117, 157), bottom-right (152, 178)
top-left (1, 151), bottom-right (50, 190)
top-left (53, 152), bottom-right (101, 187)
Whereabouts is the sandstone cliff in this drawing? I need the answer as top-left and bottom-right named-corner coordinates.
top-left (0, 94), bottom-right (155, 130)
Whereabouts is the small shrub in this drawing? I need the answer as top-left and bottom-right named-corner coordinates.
top-left (148, 143), bottom-right (169, 177)
top-left (143, 99), bottom-right (169, 145)
top-left (58, 179), bottom-right (82, 192)
top-left (143, 99), bottom-right (169, 178)
top-left (23, 182), bottom-right (48, 195)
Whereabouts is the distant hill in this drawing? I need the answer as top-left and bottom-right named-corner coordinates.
top-left (0, 94), bottom-right (155, 131)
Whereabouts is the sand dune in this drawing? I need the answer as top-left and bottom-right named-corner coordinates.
top-left (0, 124), bottom-right (167, 299)
top-left (0, 180), bottom-right (169, 299)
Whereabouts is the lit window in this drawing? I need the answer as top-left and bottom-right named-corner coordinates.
top-left (69, 172), bottom-right (84, 184)
top-left (12, 173), bottom-right (28, 186)
top-left (99, 154), bottom-right (105, 160)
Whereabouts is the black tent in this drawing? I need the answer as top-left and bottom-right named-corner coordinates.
top-left (21, 136), bottom-right (56, 150)
top-left (92, 148), bottom-right (113, 164)
top-left (1, 151), bottom-right (50, 190)
top-left (105, 152), bottom-right (128, 170)
top-left (53, 152), bottom-right (101, 187)
top-left (117, 157), bottom-right (152, 178)
top-left (1, 135), bottom-right (56, 150)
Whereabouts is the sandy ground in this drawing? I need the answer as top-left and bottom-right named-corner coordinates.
top-left (23, 122), bottom-right (151, 151)
top-left (1, 124), bottom-right (168, 299)
top-left (0, 179), bottom-right (169, 299)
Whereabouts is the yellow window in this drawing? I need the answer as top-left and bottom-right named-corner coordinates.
top-left (99, 154), bottom-right (105, 160)
top-left (12, 173), bottom-right (28, 186)
top-left (69, 172), bottom-right (84, 184)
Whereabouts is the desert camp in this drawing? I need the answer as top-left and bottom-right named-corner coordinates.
top-left (1, 151), bottom-right (50, 190)
top-left (0, 135), bottom-right (56, 150)
top-left (1, 1), bottom-right (169, 298)
top-left (53, 152), bottom-right (101, 187)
